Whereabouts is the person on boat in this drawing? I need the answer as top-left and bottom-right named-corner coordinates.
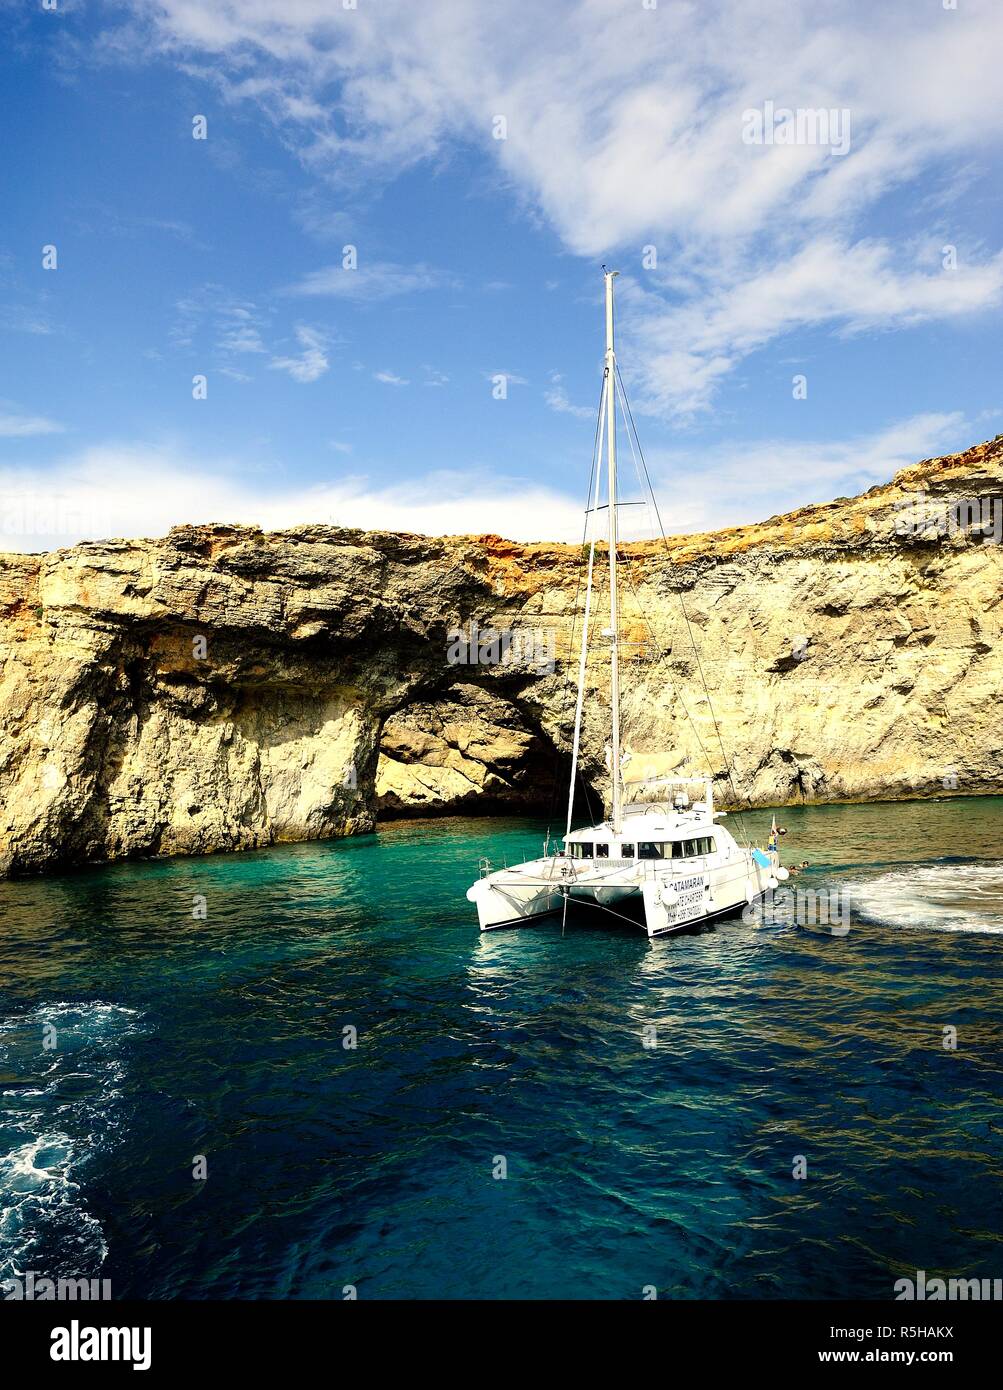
top-left (767, 818), bottom-right (788, 853)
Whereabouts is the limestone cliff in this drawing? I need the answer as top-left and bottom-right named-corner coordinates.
top-left (0, 435), bottom-right (1000, 877)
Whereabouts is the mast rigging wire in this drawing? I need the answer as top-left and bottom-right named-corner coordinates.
top-left (543, 370), bottom-right (607, 841)
top-left (614, 361), bottom-right (752, 849)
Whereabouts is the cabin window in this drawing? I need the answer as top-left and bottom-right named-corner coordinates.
top-left (673, 837), bottom-right (716, 858)
top-left (620, 844), bottom-right (634, 858)
top-left (595, 843), bottom-right (609, 858)
top-left (638, 842), bottom-right (664, 860)
top-left (569, 843), bottom-right (592, 859)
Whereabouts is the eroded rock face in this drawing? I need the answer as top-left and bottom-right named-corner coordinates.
top-left (0, 436), bottom-right (1001, 876)
top-left (376, 684), bottom-right (562, 817)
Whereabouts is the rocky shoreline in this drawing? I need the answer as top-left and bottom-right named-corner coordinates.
top-left (0, 435), bottom-right (1000, 877)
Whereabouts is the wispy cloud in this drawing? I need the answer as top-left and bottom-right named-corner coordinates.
top-left (625, 241), bottom-right (1003, 417)
top-left (0, 444), bottom-right (585, 549)
top-left (287, 260), bottom-right (450, 300)
top-left (269, 325), bottom-right (330, 383)
top-left (545, 374), bottom-right (593, 420)
top-left (0, 307), bottom-right (57, 337)
top-left (643, 412), bottom-right (971, 532)
top-left (171, 286), bottom-right (270, 364)
top-left (218, 317), bottom-right (267, 355)
top-left (373, 370), bottom-right (409, 386)
top-left (112, 0), bottom-right (1003, 419)
top-left (483, 370), bottom-right (528, 387)
top-left (70, 203), bottom-right (203, 248)
top-left (117, 1), bottom-right (1003, 247)
top-left (0, 411), bottom-right (65, 438)
top-left (0, 415), bottom-right (974, 552)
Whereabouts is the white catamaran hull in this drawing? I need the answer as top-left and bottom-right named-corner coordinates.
top-left (468, 850), bottom-right (779, 938)
top-left (466, 866), bottom-right (565, 931)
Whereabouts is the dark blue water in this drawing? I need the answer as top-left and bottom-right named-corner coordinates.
top-left (2, 797), bottom-right (1002, 1299)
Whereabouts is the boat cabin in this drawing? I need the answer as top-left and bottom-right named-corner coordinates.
top-left (563, 803), bottom-right (728, 864)
top-left (566, 835), bottom-right (718, 861)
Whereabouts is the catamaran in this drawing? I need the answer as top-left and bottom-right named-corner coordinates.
top-left (467, 269), bottom-right (787, 937)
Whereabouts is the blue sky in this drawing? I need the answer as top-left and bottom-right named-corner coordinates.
top-left (1, 0), bottom-right (1001, 548)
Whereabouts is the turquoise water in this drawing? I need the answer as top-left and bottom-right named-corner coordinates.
top-left (1, 797), bottom-right (1002, 1299)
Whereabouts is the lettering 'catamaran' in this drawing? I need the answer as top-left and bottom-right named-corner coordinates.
top-left (467, 270), bottom-right (786, 937)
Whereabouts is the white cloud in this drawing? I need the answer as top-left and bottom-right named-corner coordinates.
top-left (287, 260), bottom-right (449, 299)
top-left (124, 1), bottom-right (1003, 248)
top-left (373, 370), bottom-right (408, 386)
top-left (0, 309), bottom-right (56, 337)
top-left (0, 411), bottom-right (65, 438)
top-left (114, 0), bottom-right (1003, 415)
top-left (172, 286), bottom-right (270, 363)
top-left (269, 325), bottom-right (330, 382)
top-left (0, 414), bottom-right (973, 553)
top-left (483, 370), bottom-right (527, 387)
top-left (0, 444), bottom-right (585, 549)
top-left (642, 412), bottom-right (971, 533)
top-left (544, 376), bottom-right (593, 420)
top-left (625, 241), bottom-right (1003, 417)
top-left (219, 321), bottom-right (267, 354)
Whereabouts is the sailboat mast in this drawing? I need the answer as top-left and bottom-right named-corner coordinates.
top-left (604, 269), bottom-right (622, 835)
top-left (565, 375), bottom-right (606, 841)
